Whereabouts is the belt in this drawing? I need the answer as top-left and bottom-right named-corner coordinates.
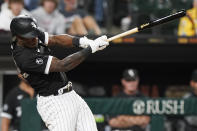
top-left (54, 81), bottom-right (72, 96)
top-left (39, 81), bottom-right (73, 96)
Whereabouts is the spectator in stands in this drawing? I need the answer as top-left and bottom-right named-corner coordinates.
top-left (109, 69), bottom-right (150, 131)
top-left (0, 0), bottom-right (30, 31)
top-left (178, 0), bottom-right (197, 36)
top-left (94, 0), bottom-right (104, 27)
top-left (0, 0), bottom-right (3, 5)
top-left (24, 0), bottom-right (39, 11)
top-left (61, 0), bottom-right (102, 35)
top-left (31, 0), bottom-right (66, 35)
top-left (1, 79), bottom-right (34, 131)
top-left (1, 0), bottom-right (39, 11)
top-left (112, 0), bottom-right (133, 31)
top-left (0, 0), bottom-right (8, 10)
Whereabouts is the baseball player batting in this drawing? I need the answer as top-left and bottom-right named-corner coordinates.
top-left (10, 15), bottom-right (109, 131)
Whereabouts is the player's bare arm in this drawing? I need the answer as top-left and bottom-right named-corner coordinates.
top-left (1, 117), bottom-right (11, 131)
top-left (36, 28), bottom-right (98, 49)
top-left (47, 34), bottom-right (98, 49)
top-left (50, 47), bottom-right (91, 72)
top-left (48, 34), bottom-right (74, 47)
top-left (109, 115), bottom-right (150, 128)
top-left (47, 34), bottom-right (95, 48)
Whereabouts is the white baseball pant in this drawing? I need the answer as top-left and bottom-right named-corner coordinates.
top-left (37, 90), bottom-right (98, 131)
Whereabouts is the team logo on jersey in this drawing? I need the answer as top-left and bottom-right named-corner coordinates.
top-left (31, 22), bottom-right (37, 28)
top-left (36, 58), bottom-right (43, 65)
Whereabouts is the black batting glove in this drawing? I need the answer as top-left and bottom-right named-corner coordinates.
top-left (32, 26), bottom-right (49, 45)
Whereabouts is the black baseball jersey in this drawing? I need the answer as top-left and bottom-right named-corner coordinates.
top-left (11, 43), bottom-right (68, 95)
top-left (1, 87), bottom-right (30, 130)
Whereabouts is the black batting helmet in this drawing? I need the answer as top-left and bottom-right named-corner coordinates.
top-left (10, 15), bottom-right (38, 38)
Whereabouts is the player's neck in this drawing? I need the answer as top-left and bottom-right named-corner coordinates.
top-left (124, 89), bottom-right (137, 95)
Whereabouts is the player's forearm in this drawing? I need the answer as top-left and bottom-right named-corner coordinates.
top-left (139, 116), bottom-right (150, 127)
top-left (109, 115), bottom-right (150, 128)
top-left (50, 47), bottom-right (91, 72)
top-left (123, 116), bottom-right (150, 127)
top-left (1, 126), bottom-right (9, 131)
top-left (48, 34), bottom-right (77, 47)
top-left (109, 118), bottom-right (134, 128)
top-left (1, 118), bottom-right (10, 131)
top-left (60, 47), bottom-right (91, 72)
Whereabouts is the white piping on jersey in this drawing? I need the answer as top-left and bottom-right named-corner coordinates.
top-left (44, 32), bottom-right (49, 45)
top-left (12, 55), bottom-right (21, 74)
top-left (1, 112), bottom-right (13, 119)
top-left (44, 55), bottom-right (53, 74)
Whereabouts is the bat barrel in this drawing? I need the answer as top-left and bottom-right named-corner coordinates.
top-left (107, 10), bottom-right (186, 42)
top-left (138, 9), bottom-right (186, 31)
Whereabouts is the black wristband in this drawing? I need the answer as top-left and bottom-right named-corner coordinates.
top-left (72, 37), bottom-right (80, 47)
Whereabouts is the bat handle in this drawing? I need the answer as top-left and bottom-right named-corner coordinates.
top-left (107, 28), bottom-right (139, 42)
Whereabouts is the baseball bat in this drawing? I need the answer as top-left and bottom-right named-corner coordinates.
top-left (107, 9), bottom-right (186, 42)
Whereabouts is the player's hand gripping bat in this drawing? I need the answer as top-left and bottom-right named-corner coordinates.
top-left (107, 10), bottom-right (186, 42)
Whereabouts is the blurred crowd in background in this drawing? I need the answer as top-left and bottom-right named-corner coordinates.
top-left (0, 0), bottom-right (102, 36)
top-left (0, 0), bottom-right (197, 36)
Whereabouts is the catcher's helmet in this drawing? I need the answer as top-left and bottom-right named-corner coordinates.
top-left (10, 15), bottom-right (38, 38)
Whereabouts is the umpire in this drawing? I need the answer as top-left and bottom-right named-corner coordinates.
top-left (10, 15), bottom-right (109, 131)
